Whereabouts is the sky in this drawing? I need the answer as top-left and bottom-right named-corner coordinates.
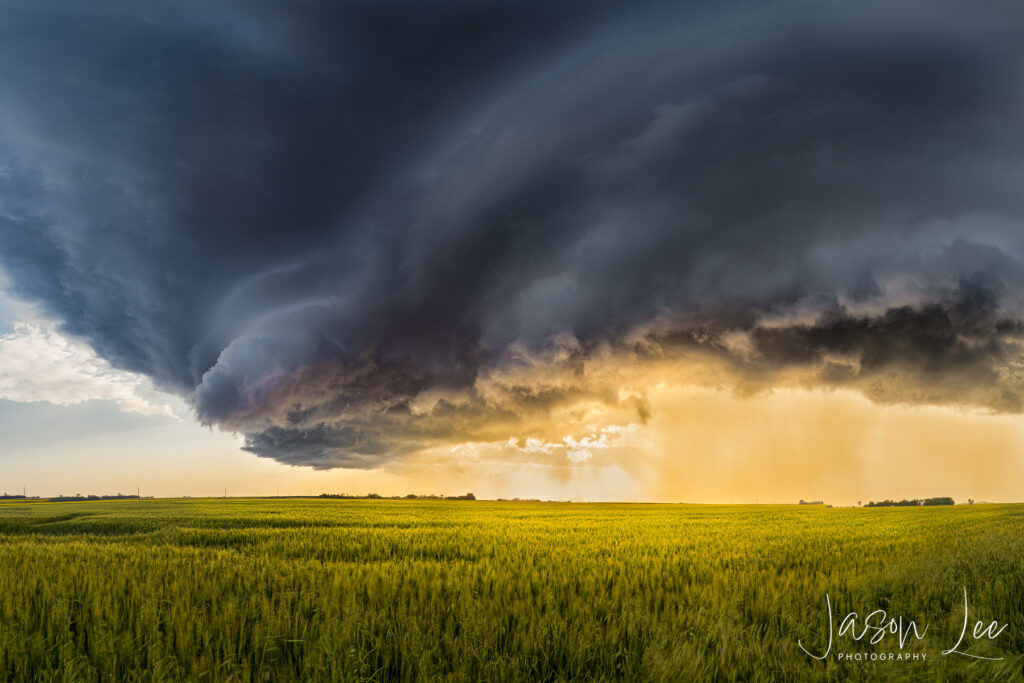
top-left (2, 0), bottom-right (1024, 503)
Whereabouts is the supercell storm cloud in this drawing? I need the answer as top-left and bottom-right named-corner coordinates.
top-left (2, 0), bottom-right (1024, 467)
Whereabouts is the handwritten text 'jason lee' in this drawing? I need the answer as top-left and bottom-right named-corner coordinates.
top-left (798, 587), bottom-right (1008, 661)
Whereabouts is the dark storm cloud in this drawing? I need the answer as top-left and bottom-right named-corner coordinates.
top-left (3, 0), bottom-right (1024, 466)
top-left (635, 279), bottom-right (1024, 413)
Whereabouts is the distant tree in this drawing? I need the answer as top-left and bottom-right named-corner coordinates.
top-left (864, 497), bottom-right (954, 508)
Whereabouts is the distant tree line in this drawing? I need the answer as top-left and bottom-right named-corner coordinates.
top-left (319, 492), bottom-right (476, 500)
top-left (47, 494), bottom-right (141, 502)
top-left (798, 500), bottom-right (824, 505)
top-left (864, 497), bottom-right (955, 507)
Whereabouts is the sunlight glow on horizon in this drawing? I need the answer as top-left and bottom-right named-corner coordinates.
top-left (6, 385), bottom-right (1022, 506)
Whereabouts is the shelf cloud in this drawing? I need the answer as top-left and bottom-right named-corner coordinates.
top-left (2, 0), bottom-right (1024, 467)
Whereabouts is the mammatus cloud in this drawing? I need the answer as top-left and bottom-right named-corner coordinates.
top-left (2, 0), bottom-right (1024, 467)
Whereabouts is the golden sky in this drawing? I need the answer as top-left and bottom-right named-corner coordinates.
top-left (387, 385), bottom-right (1024, 505)
top-left (4, 315), bottom-right (1024, 504)
top-left (1, 305), bottom-right (1021, 505)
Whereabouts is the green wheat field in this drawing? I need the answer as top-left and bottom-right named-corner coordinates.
top-left (0, 500), bottom-right (1022, 681)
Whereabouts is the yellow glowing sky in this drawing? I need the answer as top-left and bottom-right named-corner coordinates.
top-left (5, 385), bottom-right (1022, 505)
top-left (3, 293), bottom-right (1022, 504)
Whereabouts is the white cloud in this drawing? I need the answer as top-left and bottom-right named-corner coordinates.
top-left (0, 321), bottom-right (176, 417)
